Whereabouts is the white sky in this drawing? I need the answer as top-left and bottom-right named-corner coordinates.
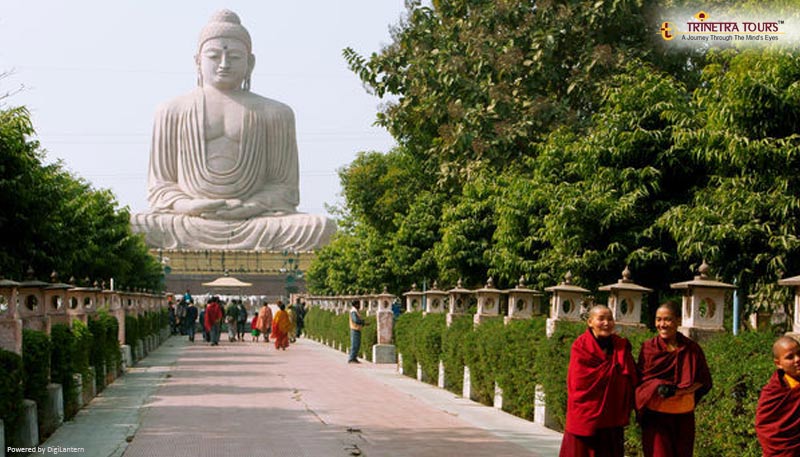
top-left (0, 1), bottom-right (405, 217)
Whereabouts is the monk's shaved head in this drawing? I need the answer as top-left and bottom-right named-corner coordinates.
top-left (588, 304), bottom-right (612, 319)
top-left (772, 336), bottom-right (800, 359)
top-left (656, 301), bottom-right (680, 318)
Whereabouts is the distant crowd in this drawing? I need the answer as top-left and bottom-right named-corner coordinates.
top-left (167, 290), bottom-right (306, 350)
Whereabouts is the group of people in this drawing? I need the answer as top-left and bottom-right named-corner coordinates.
top-left (560, 302), bottom-right (800, 457)
top-left (185, 296), bottom-right (306, 350)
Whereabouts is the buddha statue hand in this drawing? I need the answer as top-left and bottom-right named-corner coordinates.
top-left (201, 199), bottom-right (269, 220)
top-left (173, 198), bottom-right (227, 215)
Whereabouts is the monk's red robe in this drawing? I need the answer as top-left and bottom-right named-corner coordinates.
top-left (635, 332), bottom-right (712, 457)
top-left (756, 370), bottom-right (800, 457)
top-left (560, 329), bottom-right (637, 457)
top-left (636, 332), bottom-right (712, 411)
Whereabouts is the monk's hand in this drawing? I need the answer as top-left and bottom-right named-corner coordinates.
top-left (657, 384), bottom-right (677, 399)
top-left (173, 198), bottom-right (226, 215)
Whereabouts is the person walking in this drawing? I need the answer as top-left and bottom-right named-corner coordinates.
top-left (348, 300), bottom-right (368, 364)
top-left (294, 299), bottom-right (306, 338)
top-left (251, 313), bottom-right (261, 342)
top-left (272, 301), bottom-right (291, 350)
top-left (236, 300), bottom-right (248, 342)
top-left (204, 298), bottom-right (223, 346)
top-left (257, 302), bottom-right (273, 344)
top-left (199, 305), bottom-right (209, 342)
top-left (185, 301), bottom-right (199, 342)
top-left (287, 303), bottom-right (297, 343)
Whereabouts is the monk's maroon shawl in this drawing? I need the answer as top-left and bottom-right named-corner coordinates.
top-left (635, 332), bottom-right (712, 412)
top-left (756, 370), bottom-right (800, 457)
top-left (565, 329), bottom-right (638, 436)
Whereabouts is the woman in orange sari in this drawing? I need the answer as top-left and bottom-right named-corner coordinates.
top-left (272, 301), bottom-right (291, 350)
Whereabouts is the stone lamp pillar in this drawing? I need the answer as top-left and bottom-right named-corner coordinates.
top-left (44, 273), bottom-right (73, 333)
top-left (447, 279), bottom-right (473, 327)
top-left (670, 261), bottom-right (735, 341)
top-left (598, 266), bottom-right (652, 332)
top-left (373, 286), bottom-right (397, 364)
top-left (475, 277), bottom-right (502, 325)
top-left (777, 275), bottom-right (800, 335)
top-left (505, 276), bottom-right (543, 325)
top-left (103, 288), bottom-right (125, 345)
top-left (0, 277), bottom-right (22, 354)
top-left (403, 284), bottom-right (423, 313)
top-left (17, 276), bottom-right (49, 332)
top-left (423, 281), bottom-right (447, 315)
top-left (366, 292), bottom-right (379, 317)
top-left (544, 271), bottom-right (590, 337)
top-left (67, 285), bottom-right (90, 326)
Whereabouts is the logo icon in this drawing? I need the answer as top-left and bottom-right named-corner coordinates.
top-left (660, 22), bottom-right (675, 40)
top-left (694, 11), bottom-right (709, 21)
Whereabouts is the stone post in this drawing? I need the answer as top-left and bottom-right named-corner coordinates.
top-left (670, 260), bottom-right (735, 341)
top-left (40, 383), bottom-right (64, 438)
top-left (0, 278), bottom-right (22, 355)
top-left (446, 279), bottom-right (472, 327)
top-left (13, 399), bottom-right (38, 449)
top-left (505, 276), bottom-right (543, 325)
top-left (403, 284), bottom-right (423, 313)
top-left (544, 271), bottom-right (590, 337)
top-left (72, 373), bottom-right (83, 410)
top-left (598, 266), bottom-right (652, 334)
top-left (474, 277), bottom-right (502, 325)
top-left (777, 274), bottom-right (800, 336)
top-left (372, 287), bottom-right (397, 363)
top-left (423, 281), bottom-right (447, 316)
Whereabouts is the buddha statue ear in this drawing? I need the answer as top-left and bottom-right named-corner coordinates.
top-left (243, 54), bottom-right (255, 91)
top-left (194, 54), bottom-right (203, 87)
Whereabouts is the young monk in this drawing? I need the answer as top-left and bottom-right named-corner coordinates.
top-left (755, 336), bottom-right (800, 457)
top-left (635, 302), bottom-right (712, 457)
top-left (559, 305), bottom-right (638, 457)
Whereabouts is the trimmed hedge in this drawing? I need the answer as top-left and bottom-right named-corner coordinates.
top-left (390, 313), bottom-right (779, 457)
top-left (0, 349), bottom-right (23, 444)
top-left (49, 324), bottom-right (79, 418)
top-left (22, 329), bottom-right (51, 411)
top-left (125, 314), bottom-right (139, 347)
top-left (71, 319), bottom-right (93, 389)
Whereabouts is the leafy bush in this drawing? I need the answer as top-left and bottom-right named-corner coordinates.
top-left (88, 316), bottom-right (107, 389)
top-left (441, 315), bottom-right (472, 393)
top-left (22, 329), bottom-right (51, 410)
top-left (125, 314), bottom-right (139, 347)
top-left (394, 312), bottom-right (422, 375)
top-left (496, 317), bottom-right (547, 420)
top-left (304, 307), bottom-right (378, 359)
top-left (49, 324), bottom-right (78, 418)
top-left (71, 319), bottom-right (93, 388)
top-left (0, 349), bottom-right (23, 443)
top-left (465, 317), bottom-right (505, 404)
top-left (414, 314), bottom-right (445, 383)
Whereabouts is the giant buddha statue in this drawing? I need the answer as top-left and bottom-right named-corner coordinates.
top-left (131, 10), bottom-right (335, 250)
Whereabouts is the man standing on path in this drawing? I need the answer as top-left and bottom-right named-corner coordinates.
top-left (348, 300), bottom-right (368, 364)
top-left (294, 299), bottom-right (306, 338)
top-left (205, 298), bottom-right (223, 346)
top-left (185, 301), bottom-right (199, 342)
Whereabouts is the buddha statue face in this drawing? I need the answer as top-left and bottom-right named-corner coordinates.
top-left (196, 37), bottom-right (253, 91)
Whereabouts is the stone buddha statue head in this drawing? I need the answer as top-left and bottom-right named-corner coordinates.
top-left (195, 10), bottom-right (255, 92)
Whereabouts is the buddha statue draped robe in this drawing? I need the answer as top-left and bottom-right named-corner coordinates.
top-left (131, 89), bottom-right (335, 250)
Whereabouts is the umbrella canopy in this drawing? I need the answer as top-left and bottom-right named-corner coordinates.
top-left (202, 276), bottom-right (253, 288)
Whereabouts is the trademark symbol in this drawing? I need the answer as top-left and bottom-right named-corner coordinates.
top-left (779, 20), bottom-right (785, 24)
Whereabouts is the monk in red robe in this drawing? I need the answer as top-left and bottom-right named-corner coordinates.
top-left (559, 305), bottom-right (638, 457)
top-left (756, 336), bottom-right (800, 457)
top-left (635, 302), bottom-right (712, 457)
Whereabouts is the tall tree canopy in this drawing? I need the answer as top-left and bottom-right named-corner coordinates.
top-left (309, 0), bottom-right (800, 317)
top-left (0, 105), bottom-right (163, 290)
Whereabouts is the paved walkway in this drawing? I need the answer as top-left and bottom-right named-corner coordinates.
top-left (34, 335), bottom-right (562, 457)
